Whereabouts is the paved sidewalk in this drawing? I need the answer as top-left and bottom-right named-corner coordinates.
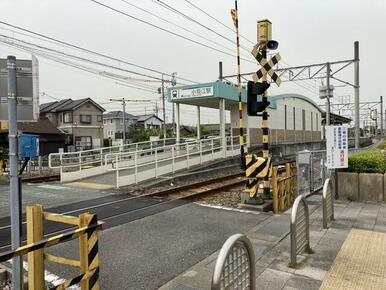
top-left (159, 197), bottom-right (386, 290)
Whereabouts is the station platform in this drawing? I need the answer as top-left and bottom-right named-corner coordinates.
top-left (159, 198), bottom-right (386, 290)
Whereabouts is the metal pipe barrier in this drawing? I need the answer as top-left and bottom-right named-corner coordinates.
top-left (322, 178), bottom-right (335, 229)
top-left (271, 160), bottom-right (297, 214)
top-left (289, 195), bottom-right (313, 268)
top-left (211, 234), bottom-right (255, 290)
top-left (0, 204), bottom-right (103, 290)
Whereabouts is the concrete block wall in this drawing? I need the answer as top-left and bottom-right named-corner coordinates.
top-left (337, 172), bottom-right (385, 202)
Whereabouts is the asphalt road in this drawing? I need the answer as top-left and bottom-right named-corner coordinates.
top-left (44, 203), bottom-right (270, 290)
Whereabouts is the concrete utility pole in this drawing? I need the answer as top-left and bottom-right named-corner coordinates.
top-left (354, 41), bottom-right (360, 148)
top-left (110, 98), bottom-right (154, 144)
top-left (171, 72), bottom-right (177, 135)
top-left (161, 74), bottom-right (167, 139)
top-left (380, 96), bottom-right (383, 136)
top-left (122, 99), bottom-right (127, 144)
top-left (326, 62), bottom-right (331, 126)
top-left (8, 55), bottom-right (23, 290)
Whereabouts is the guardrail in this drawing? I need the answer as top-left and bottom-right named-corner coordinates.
top-left (271, 160), bottom-right (297, 213)
top-left (211, 234), bottom-right (255, 290)
top-left (0, 204), bottom-right (103, 290)
top-left (322, 178), bottom-right (335, 229)
top-left (289, 195), bottom-right (313, 268)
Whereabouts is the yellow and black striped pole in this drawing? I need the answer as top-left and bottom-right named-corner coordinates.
top-left (261, 47), bottom-right (270, 197)
top-left (231, 1), bottom-right (245, 169)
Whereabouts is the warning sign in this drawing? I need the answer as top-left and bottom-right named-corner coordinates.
top-left (326, 126), bottom-right (348, 169)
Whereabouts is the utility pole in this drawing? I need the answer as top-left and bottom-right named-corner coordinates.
top-left (8, 55), bottom-right (23, 290)
top-left (380, 96), bottom-right (383, 136)
top-left (171, 72), bottom-right (177, 135)
top-left (161, 74), bottom-right (167, 139)
top-left (354, 41), bottom-right (360, 148)
top-left (110, 98), bottom-right (154, 144)
top-left (326, 62), bottom-right (331, 126)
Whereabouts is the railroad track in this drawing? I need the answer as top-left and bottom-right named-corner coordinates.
top-left (0, 173), bottom-right (245, 251)
top-left (22, 174), bottom-right (60, 183)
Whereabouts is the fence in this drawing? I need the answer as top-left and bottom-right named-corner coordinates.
top-left (0, 204), bottom-right (103, 290)
top-left (296, 148), bottom-right (368, 196)
top-left (322, 178), bottom-right (335, 229)
top-left (105, 136), bottom-right (240, 188)
top-left (271, 160), bottom-right (297, 213)
top-left (289, 195), bottom-right (313, 268)
top-left (211, 234), bottom-right (255, 290)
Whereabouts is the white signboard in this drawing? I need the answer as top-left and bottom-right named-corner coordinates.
top-left (326, 125), bottom-right (348, 169)
top-left (171, 86), bottom-right (213, 99)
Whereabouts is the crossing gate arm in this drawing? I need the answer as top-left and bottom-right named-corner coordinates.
top-left (289, 195), bottom-right (313, 268)
top-left (211, 234), bottom-right (255, 290)
top-left (322, 178), bottom-right (335, 229)
top-left (0, 206), bottom-right (104, 290)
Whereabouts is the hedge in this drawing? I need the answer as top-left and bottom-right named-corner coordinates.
top-left (346, 149), bottom-right (386, 174)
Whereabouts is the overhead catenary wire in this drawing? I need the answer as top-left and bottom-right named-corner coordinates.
top-left (0, 39), bottom-right (159, 94)
top-left (90, 0), bottom-right (256, 64)
top-left (0, 21), bottom-right (197, 84)
top-left (181, 0), bottom-right (255, 46)
top-left (119, 0), bottom-right (250, 59)
top-left (152, 0), bottom-right (252, 53)
top-left (0, 34), bottom-right (169, 88)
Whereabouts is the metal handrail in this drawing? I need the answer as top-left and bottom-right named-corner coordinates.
top-left (322, 178), bottom-right (334, 229)
top-left (211, 234), bottom-right (255, 290)
top-left (290, 195), bottom-right (312, 267)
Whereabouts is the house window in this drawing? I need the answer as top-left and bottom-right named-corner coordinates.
top-left (302, 109), bottom-right (306, 130)
top-left (80, 115), bottom-right (92, 124)
top-left (75, 136), bottom-right (92, 150)
top-left (97, 115), bottom-right (103, 122)
top-left (63, 112), bottom-right (72, 123)
top-left (110, 119), bottom-right (113, 124)
top-left (103, 119), bottom-right (107, 124)
top-left (284, 105), bottom-right (287, 130)
top-left (107, 130), bottom-right (114, 137)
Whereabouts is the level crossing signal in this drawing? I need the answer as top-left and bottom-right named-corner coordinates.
top-left (247, 81), bottom-right (270, 116)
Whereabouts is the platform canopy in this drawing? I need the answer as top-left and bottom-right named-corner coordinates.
top-left (167, 81), bottom-right (247, 109)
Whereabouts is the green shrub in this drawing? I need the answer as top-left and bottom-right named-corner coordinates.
top-left (346, 150), bottom-right (386, 174)
top-left (0, 146), bottom-right (8, 160)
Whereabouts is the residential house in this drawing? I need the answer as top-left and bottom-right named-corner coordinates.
top-left (136, 114), bottom-right (163, 130)
top-left (40, 98), bottom-right (105, 151)
top-left (103, 111), bottom-right (138, 141)
top-left (0, 118), bottom-right (66, 155)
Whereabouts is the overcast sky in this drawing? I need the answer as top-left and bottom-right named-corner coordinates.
top-left (1, 0), bottom-right (385, 125)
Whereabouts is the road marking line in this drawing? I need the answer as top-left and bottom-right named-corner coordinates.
top-left (195, 202), bottom-right (262, 215)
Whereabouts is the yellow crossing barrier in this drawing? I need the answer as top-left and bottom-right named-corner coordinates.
top-left (0, 205), bottom-right (103, 290)
top-left (271, 161), bottom-right (297, 213)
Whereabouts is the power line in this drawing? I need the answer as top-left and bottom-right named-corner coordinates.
top-left (119, 0), bottom-right (245, 57)
top-left (151, 0), bottom-right (252, 53)
top-left (0, 21), bottom-right (197, 84)
top-left (0, 39), bottom-right (160, 94)
top-left (0, 34), bottom-right (170, 85)
top-left (181, 0), bottom-right (255, 46)
top-left (90, 0), bottom-right (255, 64)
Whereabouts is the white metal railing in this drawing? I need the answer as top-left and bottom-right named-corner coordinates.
top-left (49, 138), bottom-right (178, 170)
top-left (49, 136), bottom-right (242, 178)
top-left (103, 136), bottom-right (240, 187)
